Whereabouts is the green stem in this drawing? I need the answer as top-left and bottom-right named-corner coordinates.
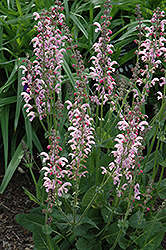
top-left (29, 165), bottom-right (37, 187)
top-left (97, 196), bottom-right (119, 239)
top-left (102, 88), bottom-right (131, 141)
top-left (95, 147), bottom-right (100, 187)
top-left (76, 176), bottom-right (111, 225)
top-left (73, 178), bottom-right (80, 225)
top-left (58, 206), bottom-right (72, 225)
top-left (150, 164), bottom-right (165, 212)
top-left (126, 207), bottom-right (146, 248)
top-left (150, 100), bottom-right (166, 126)
top-left (142, 123), bottom-right (159, 169)
top-left (152, 135), bottom-right (160, 180)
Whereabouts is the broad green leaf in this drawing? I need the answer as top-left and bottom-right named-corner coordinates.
top-left (135, 221), bottom-right (162, 247)
top-left (0, 141), bottom-right (23, 194)
top-left (82, 186), bottom-right (96, 207)
top-left (73, 224), bottom-right (94, 237)
top-left (105, 222), bottom-right (119, 244)
top-left (15, 213), bottom-right (45, 232)
top-left (118, 236), bottom-right (130, 250)
top-left (141, 229), bottom-right (165, 250)
top-left (129, 210), bottom-right (146, 229)
top-left (75, 237), bottom-right (94, 250)
top-left (30, 206), bottom-right (43, 215)
top-left (158, 179), bottom-right (166, 199)
top-left (80, 217), bottom-right (99, 229)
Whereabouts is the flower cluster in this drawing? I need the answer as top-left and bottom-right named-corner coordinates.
top-left (135, 8), bottom-right (166, 101)
top-left (90, 0), bottom-right (117, 106)
top-left (41, 130), bottom-right (71, 197)
top-left (66, 100), bottom-right (95, 178)
top-left (20, 1), bottom-right (66, 121)
top-left (101, 102), bottom-right (149, 198)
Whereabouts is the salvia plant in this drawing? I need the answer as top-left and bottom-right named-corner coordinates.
top-left (15, 1), bottom-right (166, 250)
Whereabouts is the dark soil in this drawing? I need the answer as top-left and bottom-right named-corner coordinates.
top-left (0, 164), bottom-right (38, 250)
top-left (0, 158), bottom-right (166, 249)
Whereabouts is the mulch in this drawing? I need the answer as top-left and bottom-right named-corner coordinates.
top-left (0, 165), bottom-right (38, 250)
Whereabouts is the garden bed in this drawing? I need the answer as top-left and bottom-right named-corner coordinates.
top-left (0, 163), bottom-right (37, 250)
top-left (1, 164), bottom-right (166, 249)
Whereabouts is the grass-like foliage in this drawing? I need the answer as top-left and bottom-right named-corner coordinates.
top-left (1, 0), bottom-right (166, 249)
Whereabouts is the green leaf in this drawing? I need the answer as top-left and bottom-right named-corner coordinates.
top-left (62, 57), bottom-right (76, 90)
top-left (82, 186), bottom-right (96, 207)
top-left (14, 58), bottom-right (24, 132)
top-left (23, 187), bottom-right (41, 205)
top-left (73, 224), bottom-right (94, 237)
top-left (135, 221), bottom-right (162, 247)
top-left (157, 209), bottom-right (166, 225)
top-left (36, 174), bottom-right (47, 203)
top-left (16, 0), bottom-right (23, 16)
top-left (0, 96), bottom-right (17, 107)
top-left (64, 0), bottom-right (69, 25)
top-left (0, 105), bottom-right (9, 169)
top-left (118, 47), bottom-right (136, 65)
top-left (101, 206), bottom-right (113, 223)
top-left (33, 225), bottom-right (59, 250)
top-left (0, 141), bottom-right (23, 194)
top-left (141, 229), bottom-right (165, 250)
top-left (80, 217), bottom-right (99, 230)
top-left (32, 128), bottom-right (43, 152)
top-left (105, 222), bottom-right (119, 244)
top-left (129, 210), bottom-right (146, 229)
top-left (23, 108), bottom-right (33, 154)
top-left (0, 60), bottom-right (18, 93)
top-left (75, 237), bottom-right (94, 250)
top-left (144, 151), bottom-right (164, 172)
top-left (15, 213), bottom-right (45, 232)
top-left (70, 12), bottom-right (89, 39)
top-left (158, 179), bottom-right (166, 199)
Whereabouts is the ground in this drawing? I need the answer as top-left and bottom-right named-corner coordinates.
top-left (0, 165), bottom-right (37, 250)
top-left (0, 160), bottom-right (166, 249)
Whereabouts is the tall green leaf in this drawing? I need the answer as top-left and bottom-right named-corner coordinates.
top-left (0, 105), bottom-right (10, 169)
top-left (14, 58), bottom-right (24, 132)
top-left (0, 141), bottom-right (23, 194)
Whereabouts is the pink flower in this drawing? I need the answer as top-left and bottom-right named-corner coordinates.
top-left (93, 22), bottom-right (102, 33)
top-left (134, 183), bottom-right (141, 200)
top-left (156, 91), bottom-right (163, 100)
top-left (33, 12), bottom-right (40, 20)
